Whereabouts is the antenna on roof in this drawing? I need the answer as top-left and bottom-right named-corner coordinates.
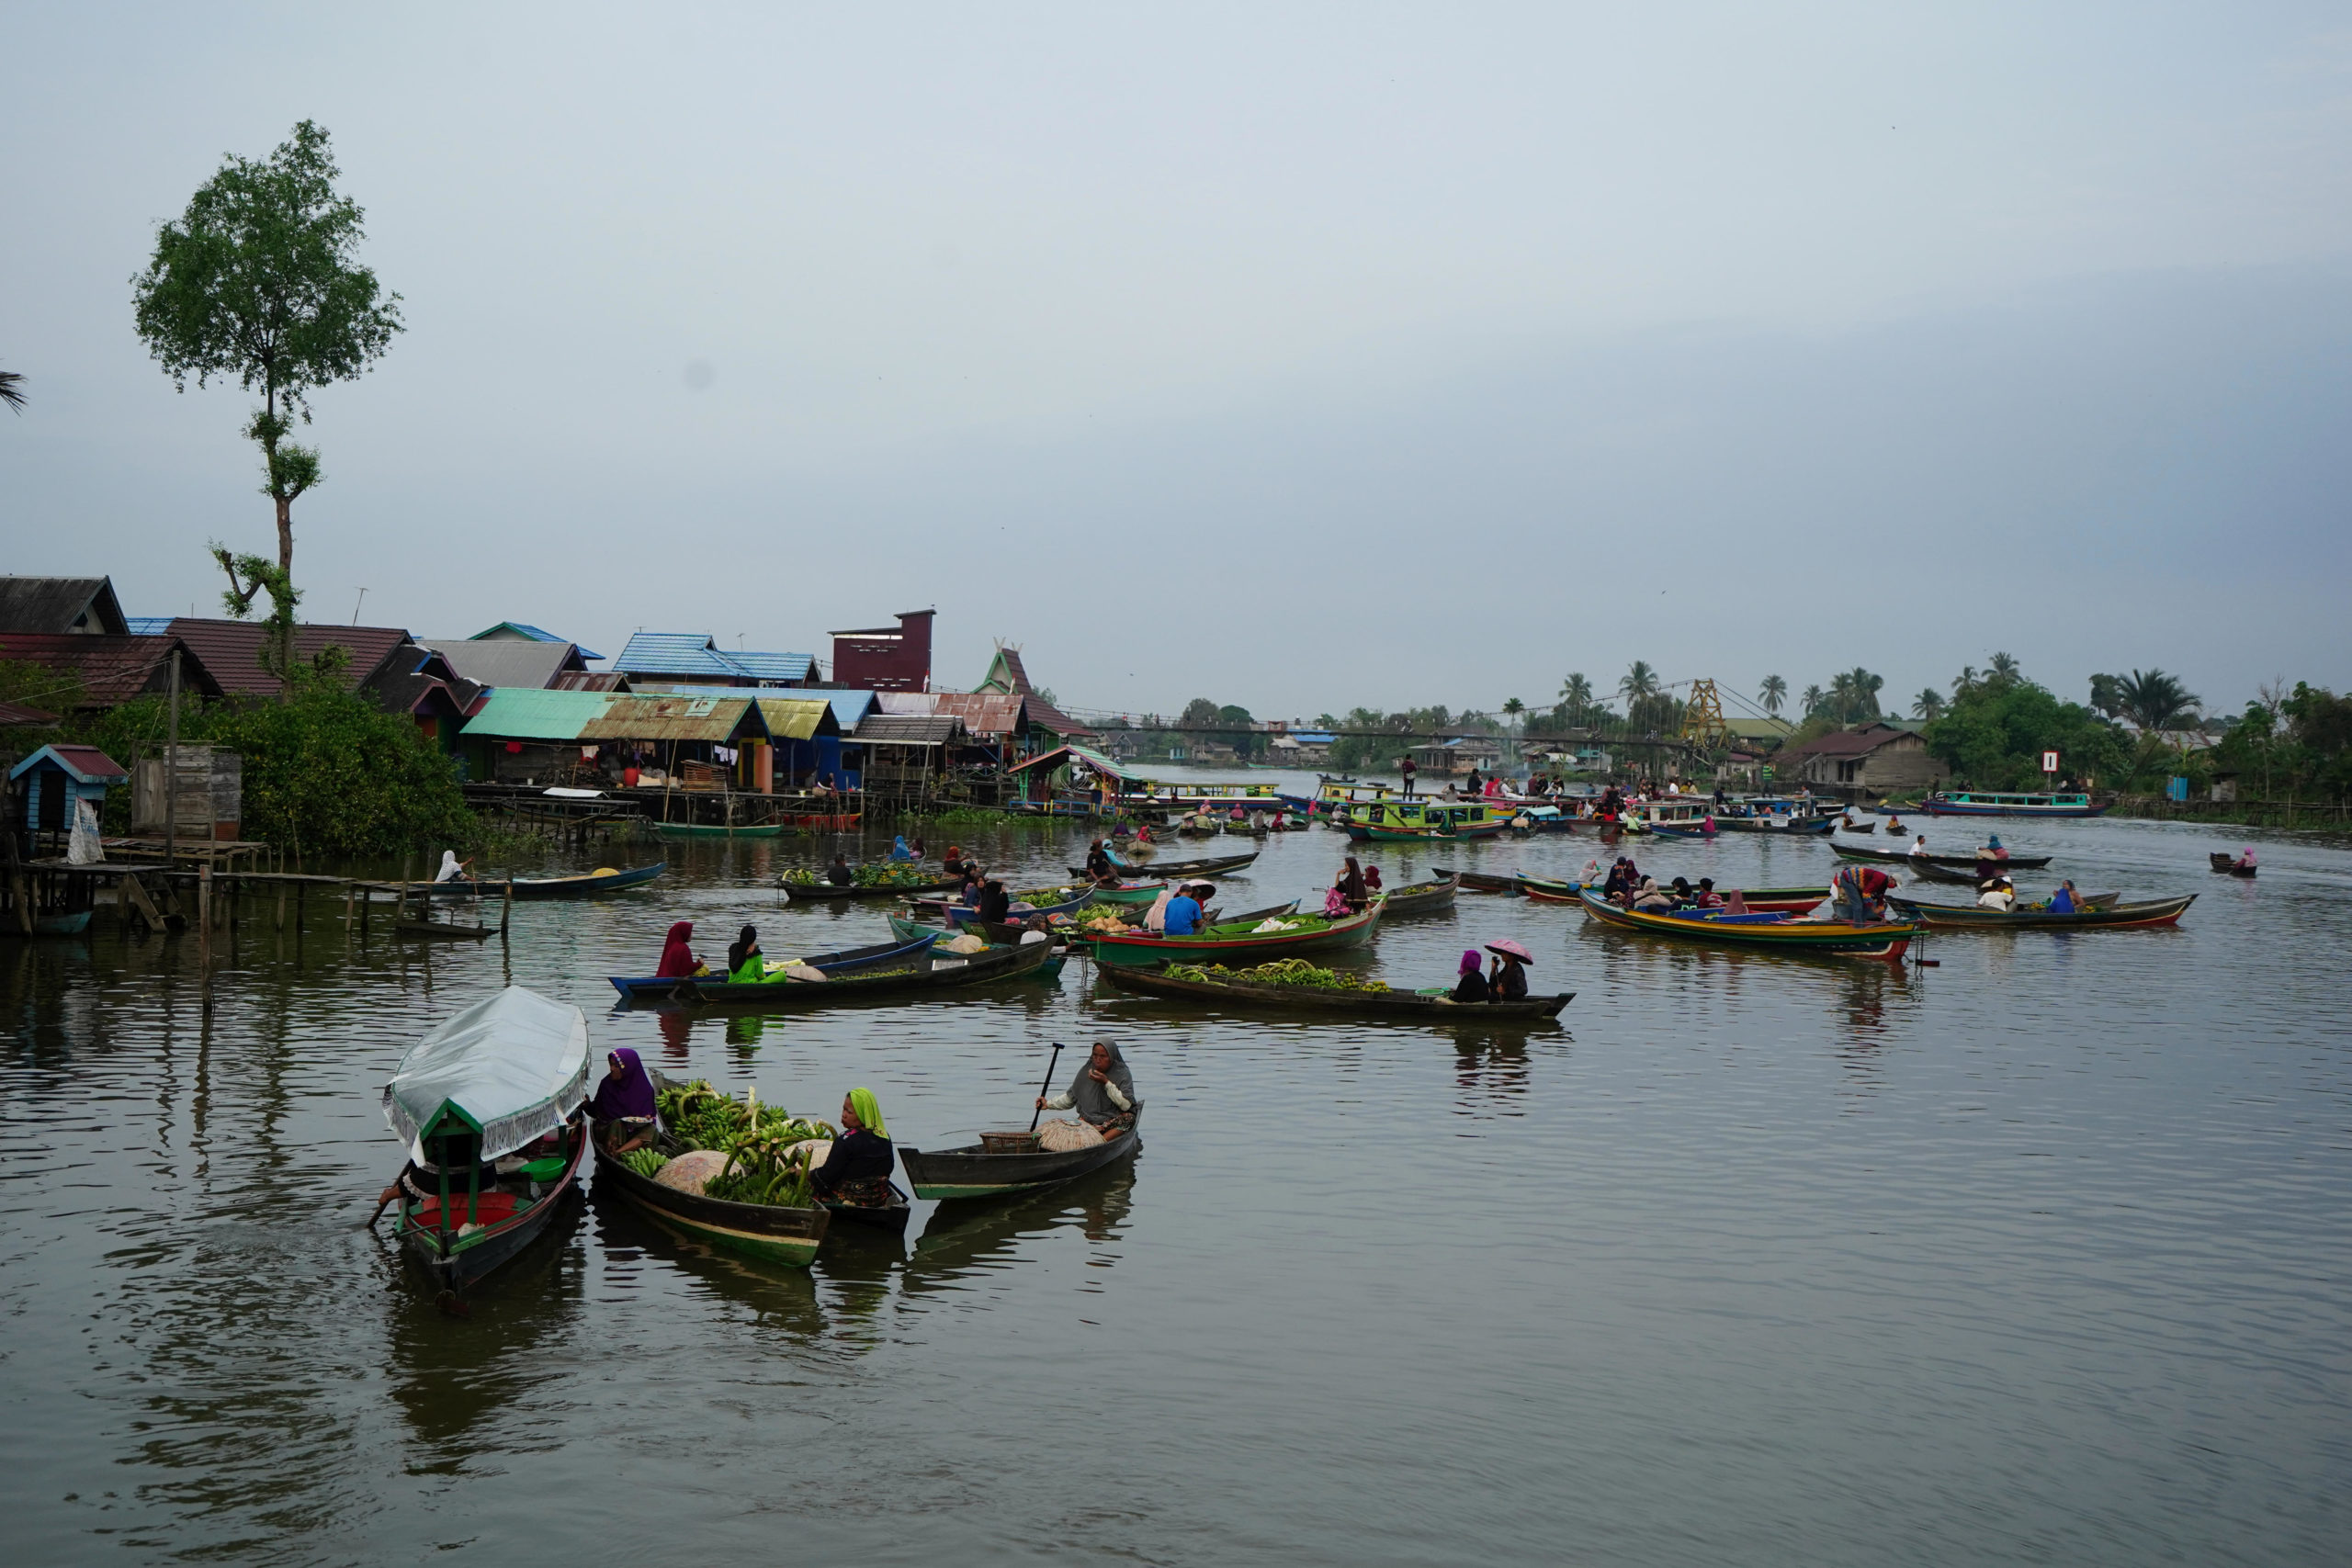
top-left (352, 587), bottom-right (368, 626)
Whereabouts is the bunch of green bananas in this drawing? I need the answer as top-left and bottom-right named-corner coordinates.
top-left (620, 1147), bottom-right (669, 1179)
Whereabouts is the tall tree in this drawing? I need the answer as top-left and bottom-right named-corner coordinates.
top-left (1556, 672), bottom-right (1595, 728)
top-left (1801, 682), bottom-right (1826, 716)
top-left (0, 363), bottom-right (24, 413)
top-left (1912, 688), bottom-right (1946, 720)
top-left (132, 120), bottom-right (403, 590)
top-left (2113, 669), bottom-right (2200, 733)
top-left (2087, 673), bottom-right (2124, 719)
top-left (1842, 666), bottom-right (1884, 722)
top-left (1501, 696), bottom-right (1525, 735)
top-left (1618, 661), bottom-right (1660, 705)
top-left (1986, 651), bottom-right (2022, 688)
top-left (1758, 674), bottom-right (1786, 716)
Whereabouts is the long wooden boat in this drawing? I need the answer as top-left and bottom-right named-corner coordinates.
top-left (1577, 887), bottom-right (1917, 958)
top-left (1078, 897), bottom-right (1386, 968)
top-left (17, 908), bottom-right (96, 937)
top-left (653, 820), bottom-right (786, 839)
top-left (1431, 867), bottom-right (1521, 895)
top-left (384, 987), bottom-right (594, 1293)
top-left (1526, 880), bottom-right (1830, 916)
top-left (910, 884), bottom-right (1096, 926)
top-left (899, 1111), bottom-right (1144, 1201)
top-left (1085, 880), bottom-right (1170, 906)
top-left (611, 931), bottom-right (1053, 1006)
top-left (1378, 874), bottom-right (1459, 914)
top-left (2209, 853), bottom-right (2256, 877)
top-left (881, 915), bottom-right (1069, 977)
top-left (782, 873), bottom-right (961, 900)
top-left (609, 932), bottom-right (939, 1001)
top-left (1915, 790), bottom-right (2108, 818)
top-left (591, 1139), bottom-right (830, 1265)
top-left (1834, 842), bottom-right (2052, 871)
top-left (820, 1182), bottom-right (913, 1234)
top-left (1079, 849), bottom-right (1259, 880)
top-left (428, 863), bottom-right (668, 899)
top-left (1716, 815), bottom-right (1837, 836)
top-left (1885, 893), bottom-right (2195, 930)
top-left (1098, 961), bottom-right (1572, 1021)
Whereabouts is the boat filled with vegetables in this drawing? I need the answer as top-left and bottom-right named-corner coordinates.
top-left (593, 1078), bottom-right (843, 1265)
top-left (1097, 957), bottom-right (1573, 1021)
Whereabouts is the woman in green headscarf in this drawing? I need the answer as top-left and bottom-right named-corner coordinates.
top-left (808, 1086), bottom-right (895, 1204)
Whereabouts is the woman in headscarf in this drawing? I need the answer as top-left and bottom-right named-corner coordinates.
top-left (888, 835), bottom-right (915, 862)
top-left (1449, 949), bottom-right (1489, 1003)
top-left (656, 921), bottom-right (704, 978)
top-left (943, 844), bottom-right (967, 878)
top-left (1337, 856), bottom-right (1368, 913)
top-left (434, 850), bottom-right (473, 885)
top-left (1487, 944), bottom-right (1532, 1001)
top-left (808, 1087), bottom-right (895, 1204)
top-left (1631, 877), bottom-right (1675, 912)
top-left (727, 924), bottom-right (786, 983)
top-left (1035, 1041), bottom-right (1139, 1135)
top-left (587, 1047), bottom-right (660, 1154)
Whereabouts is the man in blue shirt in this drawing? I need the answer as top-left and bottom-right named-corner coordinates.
top-left (1161, 883), bottom-right (1206, 937)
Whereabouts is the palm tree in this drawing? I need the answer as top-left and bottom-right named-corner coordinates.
top-left (1913, 688), bottom-right (1946, 720)
top-left (2114, 669), bottom-right (2199, 733)
top-left (1845, 666), bottom-right (1884, 721)
top-left (1502, 697), bottom-right (1525, 737)
top-left (1619, 661), bottom-right (1659, 705)
top-left (1801, 682), bottom-right (1826, 717)
top-left (1951, 665), bottom-right (1980, 697)
top-left (0, 364), bottom-right (23, 413)
top-left (1759, 674), bottom-right (1787, 716)
top-left (1987, 651), bottom-right (2021, 687)
top-left (1557, 672), bottom-right (1594, 727)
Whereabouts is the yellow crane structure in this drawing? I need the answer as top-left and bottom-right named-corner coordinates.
top-left (1679, 678), bottom-right (1728, 750)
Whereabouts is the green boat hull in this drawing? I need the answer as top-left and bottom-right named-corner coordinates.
top-left (654, 821), bottom-right (785, 838)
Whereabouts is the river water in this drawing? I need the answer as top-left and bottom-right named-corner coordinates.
top-left (4, 773), bottom-right (2347, 1565)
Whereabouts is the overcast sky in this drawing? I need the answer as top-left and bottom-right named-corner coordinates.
top-left (6, 4), bottom-right (2348, 721)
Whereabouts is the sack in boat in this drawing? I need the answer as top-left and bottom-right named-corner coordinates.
top-left (783, 1137), bottom-right (832, 1171)
top-left (652, 1148), bottom-right (730, 1194)
top-left (942, 933), bottom-right (989, 954)
top-left (1035, 1119), bottom-right (1103, 1153)
top-left (1253, 918), bottom-right (1298, 933)
top-left (784, 964), bottom-right (828, 982)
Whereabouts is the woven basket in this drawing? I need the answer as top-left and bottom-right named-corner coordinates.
top-left (979, 1129), bottom-right (1041, 1155)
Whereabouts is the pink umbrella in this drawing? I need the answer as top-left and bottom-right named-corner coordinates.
top-left (1485, 939), bottom-right (1534, 964)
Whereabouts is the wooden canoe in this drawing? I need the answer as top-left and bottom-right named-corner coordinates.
top-left (2209, 853), bottom-right (2256, 876)
top-left (1524, 880), bottom-right (1829, 916)
top-left (610, 932), bottom-right (940, 1000)
top-left (1098, 962), bottom-right (1571, 1021)
top-left (1884, 893), bottom-right (2195, 930)
top-left (1839, 821), bottom-right (1878, 834)
top-left (1378, 874), bottom-right (1459, 914)
top-left (1835, 843), bottom-right (2052, 871)
top-left (1576, 887), bottom-right (1917, 958)
top-left (592, 1138), bottom-right (830, 1266)
top-left (820, 1181), bottom-right (913, 1234)
top-left (395, 1116), bottom-right (588, 1292)
top-left (1074, 850), bottom-right (1260, 880)
top-left (611, 930), bottom-right (1057, 1007)
top-left (899, 1111), bottom-right (1144, 1201)
top-left (1430, 867), bottom-right (1521, 895)
top-left (653, 820), bottom-right (786, 839)
top-left (781, 874), bottom-right (961, 900)
top-left (1077, 896), bottom-right (1386, 968)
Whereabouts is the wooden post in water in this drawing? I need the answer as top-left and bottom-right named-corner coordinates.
top-left (164, 651), bottom-right (180, 869)
top-left (198, 864), bottom-right (212, 972)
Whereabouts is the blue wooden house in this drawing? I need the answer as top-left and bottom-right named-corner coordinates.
top-left (10, 743), bottom-right (129, 848)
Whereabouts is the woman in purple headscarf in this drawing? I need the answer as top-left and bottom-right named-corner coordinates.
top-left (1449, 949), bottom-right (1489, 1004)
top-left (587, 1047), bottom-right (660, 1154)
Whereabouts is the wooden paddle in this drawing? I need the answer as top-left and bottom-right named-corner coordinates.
top-left (1027, 1042), bottom-right (1065, 1133)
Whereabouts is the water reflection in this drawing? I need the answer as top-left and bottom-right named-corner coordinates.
top-left (903, 1165), bottom-right (1138, 1293)
top-left (585, 1187), bottom-right (825, 1337)
top-left (381, 1202), bottom-right (588, 1459)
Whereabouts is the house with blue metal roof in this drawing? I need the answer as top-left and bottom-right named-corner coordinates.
top-left (612, 633), bottom-right (818, 689)
top-left (470, 622), bottom-right (604, 661)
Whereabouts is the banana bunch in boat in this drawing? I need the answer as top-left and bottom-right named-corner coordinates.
top-left (656, 1079), bottom-right (833, 1152)
top-left (703, 1133), bottom-right (820, 1207)
top-left (1165, 958), bottom-right (1391, 993)
top-left (620, 1147), bottom-right (669, 1179)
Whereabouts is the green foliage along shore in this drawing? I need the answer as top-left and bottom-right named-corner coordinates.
top-left (0, 660), bottom-right (473, 857)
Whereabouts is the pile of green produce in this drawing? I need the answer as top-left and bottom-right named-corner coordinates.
top-left (1164, 958), bottom-right (1391, 992)
top-left (654, 1079), bottom-right (834, 1209)
top-left (621, 1147), bottom-right (669, 1179)
top-left (782, 863), bottom-right (939, 889)
top-left (704, 1134), bottom-right (817, 1207)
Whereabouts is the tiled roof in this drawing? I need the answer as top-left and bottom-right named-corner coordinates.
top-left (1776, 724), bottom-right (1918, 761)
top-left (0, 633), bottom-right (224, 706)
top-left (612, 632), bottom-right (813, 683)
top-left (0, 576), bottom-right (127, 636)
top-left (164, 618), bottom-right (414, 698)
top-left (0, 700), bottom-right (60, 726)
